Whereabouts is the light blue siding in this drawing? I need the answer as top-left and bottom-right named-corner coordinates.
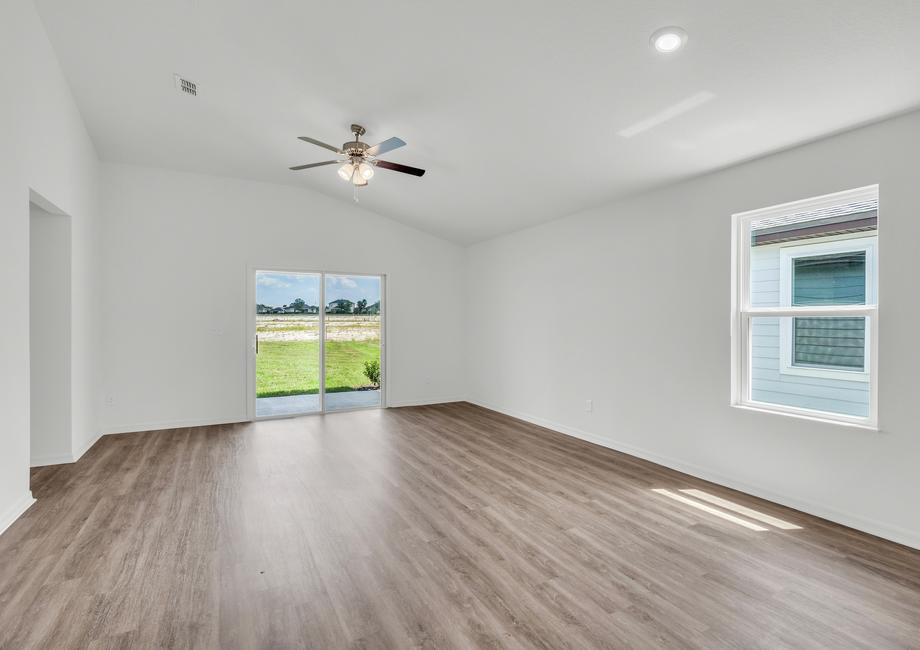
top-left (749, 243), bottom-right (869, 417)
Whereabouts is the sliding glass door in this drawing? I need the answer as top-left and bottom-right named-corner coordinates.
top-left (324, 274), bottom-right (382, 411)
top-left (255, 271), bottom-right (322, 417)
top-left (253, 269), bottom-right (383, 418)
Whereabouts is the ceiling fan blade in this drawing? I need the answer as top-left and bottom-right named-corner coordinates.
top-left (297, 136), bottom-right (344, 154)
top-left (374, 160), bottom-right (425, 176)
top-left (366, 137), bottom-right (406, 157)
top-left (289, 160), bottom-right (342, 171)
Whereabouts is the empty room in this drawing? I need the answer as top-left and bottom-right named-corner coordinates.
top-left (2, 1), bottom-right (919, 648)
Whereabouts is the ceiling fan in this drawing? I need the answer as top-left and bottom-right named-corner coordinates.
top-left (289, 124), bottom-right (426, 189)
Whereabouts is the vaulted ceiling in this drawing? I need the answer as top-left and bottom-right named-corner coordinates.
top-left (35, 0), bottom-right (920, 243)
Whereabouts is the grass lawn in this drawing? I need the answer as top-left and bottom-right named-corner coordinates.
top-left (256, 340), bottom-right (379, 398)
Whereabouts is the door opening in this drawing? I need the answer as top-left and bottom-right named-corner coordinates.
top-left (29, 200), bottom-right (72, 466)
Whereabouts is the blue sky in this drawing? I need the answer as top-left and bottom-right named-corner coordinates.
top-left (256, 272), bottom-right (380, 307)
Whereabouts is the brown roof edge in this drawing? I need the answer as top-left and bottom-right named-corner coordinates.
top-left (752, 216), bottom-right (877, 246)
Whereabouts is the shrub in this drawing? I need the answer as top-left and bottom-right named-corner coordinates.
top-left (363, 359), bottom-right (380, 388)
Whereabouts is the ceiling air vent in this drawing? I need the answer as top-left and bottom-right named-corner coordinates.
top-left (174, 74), bottom-right (197, 96)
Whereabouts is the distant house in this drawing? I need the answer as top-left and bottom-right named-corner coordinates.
top-left (366, 301), bottom-right (380, 315)
top-left (258, 303), bottom-right (319, 314)
top-left (326, 298), bottom-right (354, 314)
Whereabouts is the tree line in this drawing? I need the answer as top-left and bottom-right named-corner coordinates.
top-left (257, 298), bottom-right (380, 315)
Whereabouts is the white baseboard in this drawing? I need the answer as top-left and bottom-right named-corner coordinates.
top-left (104, 401), bottom-right (464, 434)
top-left (30, 452), bottom-right (75, 467)
top-left (104, 414), bottom-right (250, 435)
top-left (73, 430), bottom-right (104, 461)
top-left (388, 396), bottom-right (465, 408)
top-left (30, 430), bottom-right (106, 467)
top-left (468, 399), bottom-right (920, 551)
top-left (0, 492), bottom-right (36, 537)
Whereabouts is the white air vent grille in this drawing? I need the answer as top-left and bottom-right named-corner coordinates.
top-left (174, 74), bottom-right (197, 96)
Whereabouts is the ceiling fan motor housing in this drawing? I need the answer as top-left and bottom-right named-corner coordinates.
top-left (343, 141), bottom-right (369, 157)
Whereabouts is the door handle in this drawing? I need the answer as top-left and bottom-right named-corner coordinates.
top-left (255, 334), bottom-right (259, 354)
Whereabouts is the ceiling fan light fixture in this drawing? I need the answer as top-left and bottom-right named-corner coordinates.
top-left (337, 163), bottom-right (355, 181)
top-left (357, 162), bottom-right (375, 180)
top-left (291, 125), bottom-right (425, 189)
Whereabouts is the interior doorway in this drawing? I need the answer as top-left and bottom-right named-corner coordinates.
top-left (251, 269), bottom-right (384, 418)
top-left (29, 199), bottom-right (72, 466)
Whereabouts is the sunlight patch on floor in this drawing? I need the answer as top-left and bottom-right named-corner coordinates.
top-left (652, 488), bottom-right (805, 532)
top-left (680, 489), bottom-right (802, 530)
top-left (652, 489), bottom-right (769, 531)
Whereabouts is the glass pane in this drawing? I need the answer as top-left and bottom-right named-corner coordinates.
top-left (749, 199), bottom-right (877, 309)
top-left (255, 271), bottom-right (321, 417)
top-left (792, 252), bottom-right (865, 306)
top-left (750, 316), bottom-right (869, 418)
top-left (324, 274), bottom-right (382, 411)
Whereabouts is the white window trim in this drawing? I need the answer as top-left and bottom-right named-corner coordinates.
top-left (777, 234), bottom-right (876, 383)
top-left (731, 185), bottom-right (879, 429)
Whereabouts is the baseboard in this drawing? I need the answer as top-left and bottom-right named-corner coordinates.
top-left (30, 452), bottom-right (76, 467)
top-left (0, 492), bottom-right (36, 537)
top-left (105, 402), bottom-right (465, 434)
top-left (30, 430), bottom-right (106, 468)
top-left (387, 396), bottom-right (465, 408)
top-left (468, 399), bottom-right (920, 551)
top-left (73, 430), bottom-right (104, 461)
top-left (104, 414), bottom-right (250, 435)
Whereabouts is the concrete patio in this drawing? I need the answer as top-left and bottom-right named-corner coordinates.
top-left (256, 390), bottom-right (381, 417)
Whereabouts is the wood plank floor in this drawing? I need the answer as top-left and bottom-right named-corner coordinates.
top-left (1, 402), bottom-right (918, 649)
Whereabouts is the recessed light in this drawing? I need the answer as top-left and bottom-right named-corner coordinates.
top-left (650, 26), bottom-right (688, 54)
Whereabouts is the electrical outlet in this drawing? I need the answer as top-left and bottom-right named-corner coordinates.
top-left (585, 399), bottom-right (593, 412)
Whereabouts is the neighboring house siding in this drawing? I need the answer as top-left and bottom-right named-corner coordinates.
top-left (749, 241), bottom-right (870, 417)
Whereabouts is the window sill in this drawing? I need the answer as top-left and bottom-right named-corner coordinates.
top-left (731, 402), bottom-right (879, 431)
top-left (779, 365), bottom-right (870, 383)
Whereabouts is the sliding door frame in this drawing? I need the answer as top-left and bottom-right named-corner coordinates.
top-left (246, 265), bottom-right (386, 421)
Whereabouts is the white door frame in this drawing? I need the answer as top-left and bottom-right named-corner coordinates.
top-left (246, 265), bottom-right (387, 421)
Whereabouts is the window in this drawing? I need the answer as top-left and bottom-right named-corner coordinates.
top-left (732, 186), bottom-right (878, 427)
top-left (778, 237), bottom-right (876, 382)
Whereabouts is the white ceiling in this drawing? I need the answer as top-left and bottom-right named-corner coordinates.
top-left (35, 0), bottom-right (920, 244)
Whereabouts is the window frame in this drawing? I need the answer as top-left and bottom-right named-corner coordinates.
top-left (731, 185), bottom-right (879, 429)
top-left (778, 234), bottom-right (876, 382)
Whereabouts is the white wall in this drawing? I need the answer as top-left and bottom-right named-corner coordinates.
top-left (99, 164), bottom-right (466, 433)
top-left (30, 206), bottom-right (72, 465)
top-left (0, 0), bottom-right (100, 534)
top-left (465, 110), bottom-right (920, 549)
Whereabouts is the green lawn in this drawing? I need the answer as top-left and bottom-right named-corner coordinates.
top-left (256, 340), bottom-right (379, 398)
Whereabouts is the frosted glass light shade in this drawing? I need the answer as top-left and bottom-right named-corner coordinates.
top-left (337, 163), bottom-right (355, 181)
top-left (358, 162), bottom-right (375, 180)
